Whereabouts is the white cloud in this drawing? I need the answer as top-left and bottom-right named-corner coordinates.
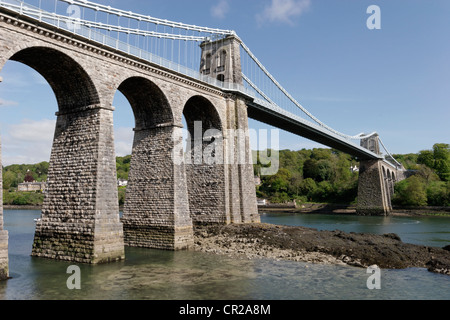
top-left (114, 127), bottom-right (134, 156)
top-left (2, 119), bottom-right (55, 165)
top-left (1, 120), bottom-right (135, 165)
top-left (257, 0), bottom-right (311, 25)
top-left (211, 0), bottom-right (230, 19)
top-left (0, 98), bottom-right (19, 107)
top-left (8, 119), bottom-right (55, 142)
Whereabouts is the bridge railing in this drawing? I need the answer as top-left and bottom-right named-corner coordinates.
top-left (0, 0), bottom-right (262, 97)
top-left (0, 0), bottom-right (401, 165)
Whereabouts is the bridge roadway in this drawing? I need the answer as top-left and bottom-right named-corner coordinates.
top-left (245, 98), bottom-right (383, 161)
top-left (0, 2), bottom-right (398, 273)
top-left (0, 2), bottom-right (382, 162)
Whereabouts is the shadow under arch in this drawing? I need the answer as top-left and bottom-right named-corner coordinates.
top-left (1, 46), bottom-right (125, 264)
top-left (183, 95), bottom-right (228, 225)
top-left (118, 76), bottom-right (194, 250)
top-left (117, 76), bottom-right (173, 130)
top-left (9, 46), bottom-right (99, 112)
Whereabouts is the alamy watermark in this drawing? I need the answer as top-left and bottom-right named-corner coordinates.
top-left (66, 5), bottom-right (81, 31)
top-left (366, 265), bottom-right (381, 290)
top-left (172, 122), bottom-right (280, 176)
top-left (66, 265), bottom-right (81, 290)
top-left (367, 5), bottom-right (381, 30)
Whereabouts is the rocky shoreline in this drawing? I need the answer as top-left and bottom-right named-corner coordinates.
top-left (193, 223), bottom-right (450, 276)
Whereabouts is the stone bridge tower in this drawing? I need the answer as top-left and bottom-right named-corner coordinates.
top-left (357, 134), bottom-right (402, 216)
top-left (197, 35), bottom-right (260, 225)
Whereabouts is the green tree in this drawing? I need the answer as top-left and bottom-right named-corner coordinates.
top-left (300, 178), bottom-right (317, 200)
top-left (3, 171), bottom-right (17, 190)
top-left (426, 181), bottom-right (448, 206)
top-left (418, 150), bottom-right (435, 169)
top-left (432, 143), bottom-right (450, 181)
top-left (393, 176), bottom-right (427, 207)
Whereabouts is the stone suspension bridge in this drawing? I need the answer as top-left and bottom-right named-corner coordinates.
top-left (0, 0), bottom-right (406, 279)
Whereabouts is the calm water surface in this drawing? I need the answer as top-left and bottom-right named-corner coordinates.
top-left (0, 209), bottom-right (449, 300)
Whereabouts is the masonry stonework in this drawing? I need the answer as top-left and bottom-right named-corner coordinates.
top-left (122, 126), bottom-right (194, 250)
top-left (32, 107), bottom-right (125, 263)
top-left (0, 8), bottom-right (260, 266)
top-left (0, 138), bottom-right (9, 280)
top-left (357, 160), bottom-right (390, 216)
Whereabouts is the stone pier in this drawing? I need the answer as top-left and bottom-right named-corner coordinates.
top-left (356, 135), bottom-right (402, 216)
top-left (31, 106), bottom-right (125, 264)
top-left (0, 138), bottom-right (9, 280)
top-left (121, 125), bottom-right (194, 250)
top-left (225, 96), bottom-right (260, 224)
top-left (357, 160), bottom-right (391, 216)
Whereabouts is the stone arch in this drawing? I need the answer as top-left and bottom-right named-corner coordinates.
top-left (117, 76), bottom-right (174, 130)
top-left (183, 95), bottom-right (223, 136)
top-left (205, 53), bottom-right (212, 74)
top-left (1, 45), bottom-right (125, 264)
top-left (183, 95), bottom-right (227, 225)
top-left (119, 77), bottom-right (193, 250)
top-left (6, 46), bottom-right (99, 112)
top-left (218, 50), bottom-right (227, 71)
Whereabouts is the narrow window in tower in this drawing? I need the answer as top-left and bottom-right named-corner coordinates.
top-left (204, 53), bottom-right (212, 75)
top-left (217, 50), bottom-right (226, 72)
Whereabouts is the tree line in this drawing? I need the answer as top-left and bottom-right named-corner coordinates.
top-left (392, 143), bottom-right (450, 207)
top-left (2, 143), bottom-right (449, 207)
top-left (254, 148), bottom-right (360, 204)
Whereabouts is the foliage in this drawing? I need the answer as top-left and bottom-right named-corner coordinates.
top-left (418, 143), bottom-right (450, 182)
top-left (3, 191), bottom-right (44, 206)
top-left (393, 176), bottom-right (427, 207)
top-left (392, 143), bottom-right (450, 207)
top-left (118, 186), bottom-right (127, 206)
top-left (256, 149), bottom-right (359, 204)
top-left (116, 155), bottom-right (131, 180)
top-left (2, 162), bottom-right (49, 189)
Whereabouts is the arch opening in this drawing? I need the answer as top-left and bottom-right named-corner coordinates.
top-left (9, 47), bottom-right (99, 112)
top-left (1, 46), bottom-right (125, 264)
top-left (117, 77), bottom-right (173, 130)
top-left (183, 95), bottom-right (227, 225)
top-left (117, 77), bottom-right (193, 250)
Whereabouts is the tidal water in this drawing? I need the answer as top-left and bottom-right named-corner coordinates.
top-left (0, 209), bottom-right (449, 300)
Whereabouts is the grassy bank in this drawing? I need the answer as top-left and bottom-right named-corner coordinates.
top-left (3, 191), bottom-right (44, 206)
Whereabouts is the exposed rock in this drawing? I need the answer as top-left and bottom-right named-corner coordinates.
top-left (193, 223), bottom-right (450, 276)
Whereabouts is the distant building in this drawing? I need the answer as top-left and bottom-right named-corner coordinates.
top-left (118, 179), bottom-right (128, 187)
top-left (18, 181), bottom-right (47, 192)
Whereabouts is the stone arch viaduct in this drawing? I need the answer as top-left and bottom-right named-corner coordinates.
top-left (0, 6), bottom-right (405, 280)
top-left (0, 9), bottom-right (259, 271)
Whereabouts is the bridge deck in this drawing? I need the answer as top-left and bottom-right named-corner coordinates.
top-left (246, 100), bottom-right (383, 161)
top-left (0, 3), bottom-right (383, 162)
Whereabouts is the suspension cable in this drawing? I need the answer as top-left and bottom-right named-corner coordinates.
top-left (0, 0), bottom-right (391, 148)
top-left (59, 0), bottom-right (234, 35)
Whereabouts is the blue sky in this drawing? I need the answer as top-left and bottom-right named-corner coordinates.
top-left (0, 0), bottom-right (449, 165)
